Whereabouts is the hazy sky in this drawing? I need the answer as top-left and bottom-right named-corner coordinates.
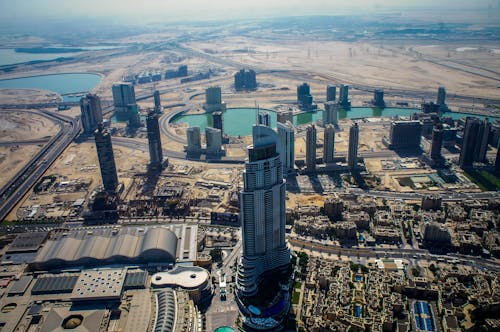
top-left (0, 0), bottom-right (497, 22)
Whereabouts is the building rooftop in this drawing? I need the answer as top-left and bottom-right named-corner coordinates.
top-left (7, 231), bottom-right (48, 253)
top-left (151, 265), bottom-right (209, 289)
top-left (71, 268), bottom-right (125, 301)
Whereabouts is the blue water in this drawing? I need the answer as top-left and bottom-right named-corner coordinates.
top-left (0, 49), bottom-right (81, 66)
top-left (173, 107), bottom-right (495, 137)
top-left (0, 73), bottom-right (102, 102)
top-left (355, 275), bottom-right (362, 282)
top-left (0, 47), bottom-right (122, 66)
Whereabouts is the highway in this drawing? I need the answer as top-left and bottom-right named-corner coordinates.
top-left (288, 236), bottom-right (500, 272)
top-left (0, 110), bottom-right (80, 221)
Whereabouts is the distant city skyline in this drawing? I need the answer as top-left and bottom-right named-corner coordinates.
top-left (0, 0), bottom-right (498, 23)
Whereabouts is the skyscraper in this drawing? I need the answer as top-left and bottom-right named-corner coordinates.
top-left (80, 93), bottom-right (103, 134)
top-left (297, 83), bottom-right (311, 104)
top-left (430, 124), bottom-right (444, 161)
top-left (94, 124), bottom-right (119, 192)
top-left (348, 122), bottom-right (359, 168)
top-left (323, 124), bottom-right (335, 164)
top-left (212, 112), bottom-right (224, 136)
top-left (326, 85), bottom-right (336, 102)
top-left (234, 69), bottom-right (257, 90)
top-left (205, 127), bottom-right (222, 156)
top-left (204, 86), bottom-right (226, 112)
top-left (323, 101), bottom-right (339, 126)
top-left (372, 89), bottom-right (385, 108)
top-left (339, 84), bottom-right (351, 108)
top-left (237, 125), bottom-right (290, 297)
top-left (257, 111), bottom-right (271, 127)
top-left (277, 121), bottom-right (295, 174)
top-left (389, 121), bottom-right (423, 150)
top-left (476, 118), bottom-right (491, 163)
top-left (146, 109), bottom-right (163, 171)
top-left (306, 124), bottom-right (317, 172)
top-left (112, 82), bottom-right (137, 121)
top-left (459, 117), bottom-right (481, 168)
top-left (186, 126), bottom-right (202, 156)
top-left (297, 83), bottom-right (316, 110)
top-left (205, 86), bottom-right (222, 105)
top-left (153, 90), bottom-right (161, 113)
top-left (437, 86), bottom-right (446, 107)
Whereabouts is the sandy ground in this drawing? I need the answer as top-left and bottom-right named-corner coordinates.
top-left (187, 38), bottom-right (500, 99)
top-left (0, 111), bottom-right (59, 141)
top-left (0, 145), bottom-right (43, 189)
top-left (0, 89), bottom-right (60, 104)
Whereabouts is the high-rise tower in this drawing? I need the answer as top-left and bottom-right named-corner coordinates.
top-left (372, 89), bottom-right (385, 108)
top-left (459, 117), bottom-right (480, 168)
top-left (234, 69), bottom-right (257, 90)
top-left (348, 122), bottom-right (359, 168)
top-left (475, 118), bottom-right (491, 163)
top-left (186, 126), bottom-right (202, 156)
top-left (339, 84), bottom-right (351, 108)
top-left (437, 86), bottom-right (446, 109)
top-left (146, 110), bottom-right (163, 171)
top-left (212, 112), bottom-right (224, 136)
top-left (306, 124), bottom-right (317, 172)
top-left (112, 82), bottom-right (137, 121)
top-left (277, 121), bottom-right (295, 174)
top-left (326, 85), bottom-right (336, 102)
top-left (204, 86), bottom-right (226, 112)
top-left (80, 93), bottom-right (103, 134)
top-left (153, 90), bottom-right (161, 113)
top-left (94, 124), bottom-right (119, 192)
top-left (237, 125), bottom-right (290, 297)
top-left (430, 124), bottom-right (444, 161)
top-left (323, 124), bottom-right (335, 164)
top-left (323, 101), bottom-right (339, 126)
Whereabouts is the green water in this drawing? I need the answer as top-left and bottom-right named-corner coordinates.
top-left (172, 107), bottom-right (491, 137)
top-left (214, 327), bottom-right (235, 332)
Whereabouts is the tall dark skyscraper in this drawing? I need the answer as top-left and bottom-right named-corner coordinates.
top-left (146, 110), bottom-right (164, 171)
top-left (348, 122), bottom-right (359, 168)
top-left (234, 69), bottom-right (257, 90)
top-left (153, 90), bottom-right (161, 113)
top-left (323, 101), bottom-right (339, 126)
top-left (326, 85), bottom-right (336, 102)
top-left (94, 124), bottom-right (119, 192)
top-left (459, 117), bottom-right (491, 168)
top-left (339, 84), bottom-right (351, 108)
top-left (372, 89), bottom-right (386, 108)
top-left (430, 123), bottom-right (444, 161)
top-left (205, 86), bottom-right (222, 105)
top-left (212, 111), bottom-right (224, 135)
top-left (80, 93), bottom-right (103, 134)
top-left (238, 125), bottom-right (290, 297)
top-left (323, 124), bottom-right (335, 164)
top-left (475, 118), bottom-right (491, 163)
top-left (306, 124), bottom-right (317, 172)
top-left (389, 121), bottom-right (422, 150)
top-left (459, 117), bottom-right (481, 168)
top-left (437, 86), bottom-right (446, 107)
top-left (112, 82), bottom-right (137, 122)
top-left (297, 83), bottom-right (312, 104)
